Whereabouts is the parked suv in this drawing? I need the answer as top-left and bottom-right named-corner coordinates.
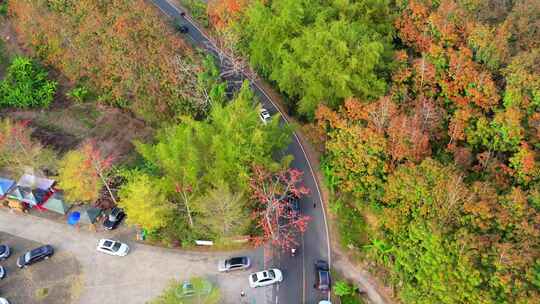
top-left (218, 256), bottom-right (251, 272)
top-left (103, 207), bottom-right (126, 230)
top-left (314, 260), bottom-right (331, 291)
top-left (17, 245), bottom-right (54, 268)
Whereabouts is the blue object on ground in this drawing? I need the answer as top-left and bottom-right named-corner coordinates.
top-left (67, 211), bottom-right (81, 225)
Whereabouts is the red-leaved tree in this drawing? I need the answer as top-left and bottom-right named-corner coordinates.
top-left (249, 166), bottom-right (310, 251)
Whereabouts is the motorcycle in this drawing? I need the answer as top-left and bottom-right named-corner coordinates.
top-left (291, 247), bottom-right (297, 257)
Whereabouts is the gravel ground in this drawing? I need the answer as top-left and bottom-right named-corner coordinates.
top-left (0, 232), bottom-right (82, 304)
top-left (0, 208), bottom-right (269, 304)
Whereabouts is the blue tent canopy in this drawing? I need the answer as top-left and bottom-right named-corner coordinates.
top-left (7, 186), bottom-right (48, 206)
top-left (0, 178), bottom-right (15, 196)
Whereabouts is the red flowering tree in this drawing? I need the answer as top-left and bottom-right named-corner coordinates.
top-left (249, 166), bottom-right (310, 251)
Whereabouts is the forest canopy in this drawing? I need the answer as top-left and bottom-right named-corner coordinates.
top-left (8, 0), bottom-right (206, 123)
top-left (315, 0), bottom-right (540, 302)
top-left (236, 0), bottom-right (395, 119)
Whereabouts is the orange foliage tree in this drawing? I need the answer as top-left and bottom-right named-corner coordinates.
top-left (207, 0), bottom-right (249, 29)
top-left (8, 0), bottom-right (205, 122)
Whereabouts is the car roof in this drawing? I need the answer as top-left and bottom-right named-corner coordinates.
top-left (228, 257), bottom-right (247, 264)
top-left (316, 260), bottom-right (329, 270)
top-left (318, 270), bottom-right (330, 284)
top-left (30, 245), bottom-right (51, 256)
top-left (100, 239), bottom-right (116, 247)
top-left (111, 207), bottom-right (120, 214)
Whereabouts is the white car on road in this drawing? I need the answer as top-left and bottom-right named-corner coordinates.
top-left (259, 108), bottom-right (271, 124)
top-left (0, 297), bottom-right (9, 304)
top-left (96, 239), bottom-right (130, 257)
top-left (248, 268), bottom-right (283, 288)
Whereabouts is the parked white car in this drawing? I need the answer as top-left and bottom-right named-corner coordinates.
top-left (96, 239), bottom-right (129, 257)
top-left (0, 297), bottom-right (9, 304)
top-left (259, 108), bottom-right (271, 124)
top-left (248, 268), bottom-right (283, 288)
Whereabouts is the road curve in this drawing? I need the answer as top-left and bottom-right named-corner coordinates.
top-left (148, 0), bottom-right (332, 303)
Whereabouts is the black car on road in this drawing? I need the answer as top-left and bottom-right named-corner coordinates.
top-left (314, 260), bottom-right (331, 291)
top-left (17, 245), bottom-right (54, 268)
top-left (103, 207), bottom-right (126, 230)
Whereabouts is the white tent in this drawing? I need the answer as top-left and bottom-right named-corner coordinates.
top-left (17, 174), bottom-right (55, 190)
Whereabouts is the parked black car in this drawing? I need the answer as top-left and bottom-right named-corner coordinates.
top-left (103, 207), bottom-right (126, 230)
top-left (0, 265), bottom-right (5, 280)
top-left (0, 244), bottom-right (10, 260)
top-left (17, 245), bottom-right (54, 268)
top-left (314, 260), bottom-right (331, 291)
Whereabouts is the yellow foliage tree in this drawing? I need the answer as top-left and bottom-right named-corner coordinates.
top-left (118, 174), bottom-right (174, 231)
top-left (57, 149), bottom-right (100, 203)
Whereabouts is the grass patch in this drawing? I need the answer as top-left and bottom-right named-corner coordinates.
top-left (35, 287), bottom-right (49, 300)
top-left (178, 0), bottom-right (209, 27)
top-left (330, 198), bottom-right (369, 250)
top-left (70, 274), bottom-right (84, 302)
top-left (0, 39), bottom-right (9, 72)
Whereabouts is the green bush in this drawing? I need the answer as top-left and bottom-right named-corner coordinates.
top-left (335, 280), bottom-right (364, 304)
top-left (0, 1), bottom-right (7, 16)
top-left (67, 86), bottom-right (90, 103)
top-left (179, 0), bottom-right (209, 27)
top-left (330, 199), bottom-right (368, 249)
top-left (0, 56), bottom-right (57, 108)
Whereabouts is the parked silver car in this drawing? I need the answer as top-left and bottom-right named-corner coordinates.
top-left (218, 256), bottom-right (251, 272)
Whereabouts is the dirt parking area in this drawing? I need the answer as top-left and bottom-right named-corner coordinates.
top-left (0, 232), bottom-right (83, 304)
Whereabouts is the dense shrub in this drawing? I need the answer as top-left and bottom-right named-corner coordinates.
top-left (0, 56), bottom-right (56, 108)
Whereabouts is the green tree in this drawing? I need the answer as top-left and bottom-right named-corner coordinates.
top-left (240, 0), bottom-right (394, 119)
top-left (123, 84), bottom-right (291, 240)
top-left (149, 277), bottom-right (220, 304)
top-left (391, 222), bottom-right (485, 304)
top-left (334, 280), bottom-right (356, 297)
top-left (192, 182), bottom-right (249, 240)
top-left (466, 107), bottom-right (524, 153)
top-left (118, 173), bottom-right (174, 231)
top-left (0, 56), bottom-right (57, 108)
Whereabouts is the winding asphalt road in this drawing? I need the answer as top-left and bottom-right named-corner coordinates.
top-left (149, 1), bottom-right (332, 303)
